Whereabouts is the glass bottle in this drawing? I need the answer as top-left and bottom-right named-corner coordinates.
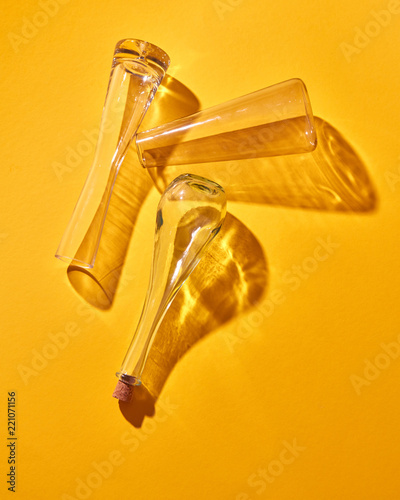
top-left (113, 174), bottom-right (226, 401)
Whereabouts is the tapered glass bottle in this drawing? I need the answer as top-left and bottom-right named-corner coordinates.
top-left (136, 78), bottom-right (316, 168)
top-left (55, 39), bottom-right (170, 268)
top-left (113, 174), bottom-right (226, 401)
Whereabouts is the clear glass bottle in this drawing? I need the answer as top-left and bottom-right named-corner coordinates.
top-left (136, 78), bottom-right (316, 168)
top-left (55, 39), bottom-right (170, 268)
top-left (113, 174), bottom-right (226, 401)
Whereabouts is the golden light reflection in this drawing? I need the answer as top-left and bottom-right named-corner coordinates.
top-left (119, 212), bottom-right (268, 426)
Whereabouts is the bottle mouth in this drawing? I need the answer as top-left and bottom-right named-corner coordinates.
top-left (175, 173), bottom-right (225, 192)
top-left (113, 39), bottom-right (170, 77)
top-left (116, 372), bottom-right (141, 387)
top-left (296, 78), bottom-right (317, 150)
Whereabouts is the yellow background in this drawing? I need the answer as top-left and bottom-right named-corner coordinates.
top-left (1, 0), bottom-right (400, 498)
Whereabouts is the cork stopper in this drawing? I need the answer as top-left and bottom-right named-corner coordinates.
top-left (112, 380), bottom-right (134, 402)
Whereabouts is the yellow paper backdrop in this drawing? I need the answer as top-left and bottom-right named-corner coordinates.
top-left (1, 0), bottom-right (400, 498)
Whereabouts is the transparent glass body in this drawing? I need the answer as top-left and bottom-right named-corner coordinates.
top-left (136, 78), bottom-right (316, 168)
top-left (116, 174), bottom-right (226, 388)
top-left (55, 39), bottom-right (170, 268)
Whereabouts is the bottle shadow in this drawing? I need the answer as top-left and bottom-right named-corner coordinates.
top-left (148, 116), bottom-right (377, 213)
top-left (66, 76), bottom-right (201, 309)
top-left (118, 212), bottom-right (268, 427)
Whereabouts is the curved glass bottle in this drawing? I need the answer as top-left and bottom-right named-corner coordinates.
top-left (55, 39), bottom-right (170, 268)
top-left (113, 174), bottom-right (226, 401)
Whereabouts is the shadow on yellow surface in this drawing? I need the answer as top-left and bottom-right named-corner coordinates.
top-left (118, 385), bottom-right (156, 428)
top-left (148, 117), bottom-right (377, 212)
top-left (66, 76), bottom-right (200, 310)
top-left (67, 146), bottom-right (153, 309)
top-left (118, 213), bottom-right (268, 427)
